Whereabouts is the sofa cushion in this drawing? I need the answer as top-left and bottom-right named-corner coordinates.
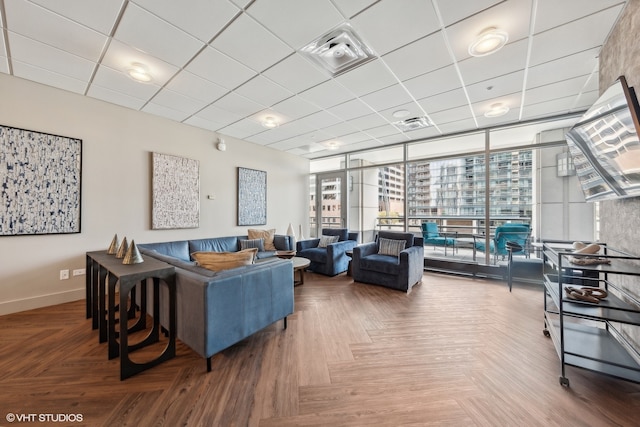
top-left (297, 247), bottom-right (328, 263)
top-left (189, 237), bottom-right (239, 255)
top-left (192, 248), bottom-right (258, 271)
top-left (248, 229), bottom-right (276, 250)
top-left (377, 231), bottom-right (414, 248)
top-left (138, 240), bottom-right (190, 261)
top-left (240, 238), bottom-right (265, 252)
top-left (359, 254), bottom-right (401, 275)
top-left (318, 234), bottom-right (339, 248)
top-left (322, 228), bottom-right (348, 241)
top-left (378, 238), bottom-right (406, 257)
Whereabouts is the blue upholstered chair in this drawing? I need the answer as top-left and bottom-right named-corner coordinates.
top-left (296, 228), bottom-right (358, 276)
top-left (421, 222), bottom-right (456, 254)
top-left (494, 223), bottom-right (531, 262)
top-left (352, 231), bottom-right (424, 292)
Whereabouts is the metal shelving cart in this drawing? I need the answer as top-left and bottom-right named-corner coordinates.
top-left (542, 242), bottom-right (640, 387)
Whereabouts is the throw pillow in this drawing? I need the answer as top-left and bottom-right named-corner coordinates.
top-left (240, 238), bottom-right (265, 252)
top-left (318, 234), bottom-right (339, 248)
top-left (248, 228), bottom-right (276, 251)
top-left (191, 248), bottom-right (258, 271)
top-left (378, 238), bottom-right (406, 257)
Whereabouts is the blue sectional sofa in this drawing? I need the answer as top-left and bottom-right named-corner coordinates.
top-left (138, 234), bottom-right (294, 372)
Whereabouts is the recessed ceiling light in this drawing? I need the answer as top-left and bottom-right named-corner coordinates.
top-left (484, 103), bottom-right (510, 118)
top-left (261, 116), bottom-right (279, 129)
top-left (126, 62), bottom-right (152, 83)
top-left (324, 141), bottom-right (340, 150)
top-left (468, 27), bottom-right (509, 57)
top-left (392, 109), bottom-right (410, 118)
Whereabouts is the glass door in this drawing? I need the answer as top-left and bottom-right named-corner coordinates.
top-left (311, 172), bottom-right (347, 238)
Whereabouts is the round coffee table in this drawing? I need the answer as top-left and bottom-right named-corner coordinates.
top-left (291, 256), bottom-right (310, 286)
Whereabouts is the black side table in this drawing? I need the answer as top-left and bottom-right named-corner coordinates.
top-left (86, 250), bottom-right (176, 380)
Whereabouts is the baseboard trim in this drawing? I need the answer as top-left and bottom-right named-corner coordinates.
top-left (0, 288), bottom-right (85, 316)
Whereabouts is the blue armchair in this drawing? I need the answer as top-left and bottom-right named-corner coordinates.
top-left (494, 223), bottom-right (531, 262)
top-left (352, 231), bottom-right (424, 292)
top-left (296, 228), bottom-right (358, 276)
top-left (421, 222), bottom-right (456, 254)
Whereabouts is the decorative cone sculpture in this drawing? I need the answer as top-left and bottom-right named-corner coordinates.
top-left (107, 234), bottom-right (120, 255)
top-left (286, 222), bottom-right (296, 245)
top-left (115, 236), bottom-right (128, 259)
top-left (123, 240), bottom-right (144, 264)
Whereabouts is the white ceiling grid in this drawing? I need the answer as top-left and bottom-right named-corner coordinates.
top-left (0, 0), bottom-right (628, 158)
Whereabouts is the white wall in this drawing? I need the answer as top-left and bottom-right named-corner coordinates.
top-left (0, 74), bottom-right (309, 315)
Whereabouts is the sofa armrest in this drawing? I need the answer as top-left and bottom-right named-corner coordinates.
top-left (354, 242), bottom-right (377, 259)
top-left (297, 238), bottom-right (320, 251)
top-left (399, 245), bottom-right (424, 266)
top-left (327, 239), bottom-right (357, 255)
top-left (273, 234), bottom-right (294, 251)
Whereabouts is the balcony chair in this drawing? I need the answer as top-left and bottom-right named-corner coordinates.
top-left (421, 222), bottom-right (456, 255)
top-left (352, 231), bottom-right (424, 292)
top-left (296, 228), bottom-right (358, 276)
top-left (494, 223), bottom-right (531, 263)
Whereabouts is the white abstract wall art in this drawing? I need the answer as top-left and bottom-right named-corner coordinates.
top-left (0, 125), bottom-right (82, 236)
top-left (152, 152), bottom-right (200, 230)
top-left (237, 167), bottom-right (267, 226)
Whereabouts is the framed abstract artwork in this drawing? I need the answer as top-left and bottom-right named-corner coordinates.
top-left (237, 167), bottom-right (266, 226)
top-left (0, 125), bottom-right (82, 236)
top-left (151, 152), bottom-right (200, 229)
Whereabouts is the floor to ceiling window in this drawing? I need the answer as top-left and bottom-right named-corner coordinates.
top-left (308, 114), bottom-right (596, 269)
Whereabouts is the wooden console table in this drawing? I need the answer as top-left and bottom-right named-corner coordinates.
top-left (86, 250), bottom-right (176, 380)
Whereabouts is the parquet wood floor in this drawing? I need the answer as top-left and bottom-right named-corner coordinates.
top-left (1, 272), bottom-right (639, 426)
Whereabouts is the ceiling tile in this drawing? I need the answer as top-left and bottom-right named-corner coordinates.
top-left (165, 70), bottom-right (228, 103)
top-left (27, 0), bottom-right (125, 35)
top-left (295, 111), bottom-right (342, 130)
top-left (150, 88), bottom-right (209, 115)
top-left (218, 119), bottom-right (266, 140)
top-left (114, 3), bottom-right (204, 67)
top-left (91, 64), bottom-right (161, 101)
top-left (364, 124), bottom-right (401, 139)
top-left (521, 95), bottom-right (579, 119)
top-left (457, 38), bottom-right (528, 85)
top-left (142, 102), bottom-right (190, 122)
top-left (417, 88), bottom-right (469, 114)
top-left (132, 0), bottom-right (239, 42)
top-left (348, 113), bottom-right (389, 131)
top-left (247, 0), bottom-right (344, 49)
top-left (335, 59), bottom-right (398, 97)
top-left (526, 48), bottom-right (599, 89)
top-left (529, 5), bottom-right (624, 67)
top-left (465, 71), bottom-right (524, 104)
top-left (87, 83), bottom-right (147, 110)
top-left (8, 32), bottom-right (96, 81)
top-left (331, 0), bottom-right (378, 19)
top-left (434, 0), bottom-right (502, 27)
top-left (534, 0), bottom-right (626, 34)
top-left (210, 13), bottom-right (293, 72)
top-left (381, 31), bottom-right (452, 81)
top-left (524, 75), bottom-right (593, 106)
top-left (186, 46), bottom-right (256, 90)
top-left (262, 53), bottom-right (329, 94)
top-left (213, 92), bottom-right (265, 117)
top-left (235, 75), bottom-right (293, 107)
top-left (183, 115), bottom-right (224, 132)
top-left (437, 118), bottom-right (478, 135)
top-left (194, 103), bottom-right (244, 127)
top-left (326, 98), bottom-right (374, 121)
top-left (5, 0), bottom-right (108, 61)
top-left (230, 0), bottom-right (252, 8)
top-left (320, 121), bottom-right (361, 138)
top-left (299, 79), bottom-right (354, 109)
top-left (272, 96), bottom-right (320, 121)
top-left (360, 84), bottom-right (414, 112)
top-left (101, 39), bottom-right (180, 86)
top-left (429, 105), bottom-right (475, 127)
top-left (403, 65), bottom-right (462, 100)
top-left (378, 100), bottom-right (427, 123)
top-left (12, 60), bottom-right (87, 94)
top-left (351, 0), bottom-right (440, 55)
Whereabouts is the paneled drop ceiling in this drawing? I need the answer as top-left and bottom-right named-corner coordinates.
top-left (0, 0), bottom-right (628, 158)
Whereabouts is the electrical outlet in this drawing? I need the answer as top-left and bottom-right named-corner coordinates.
top-left (73, 268), bottom-right (86, 276)
top-left (60, 269), bottom-right (69, 280)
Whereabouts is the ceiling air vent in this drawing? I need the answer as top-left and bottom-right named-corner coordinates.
top-left (300, 23), bottom-right (375, 76)
top-left (393, 116), bottom-right (432, 132)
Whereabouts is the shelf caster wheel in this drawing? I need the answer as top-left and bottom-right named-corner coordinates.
top-left (543, 329), bottom-right (550, 337)
top-left (559, 377), bottom-right (570, 387)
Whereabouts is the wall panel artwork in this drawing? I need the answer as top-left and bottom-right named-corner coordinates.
top-left (237, 167), bottom-right (266, 226)
top-left (0, 125), bottom-right (82, 236)
top-left (152, 152), bottom-right (199, 229)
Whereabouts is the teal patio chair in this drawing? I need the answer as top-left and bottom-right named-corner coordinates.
top-left (421, 222), bottom-right (456, 255)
